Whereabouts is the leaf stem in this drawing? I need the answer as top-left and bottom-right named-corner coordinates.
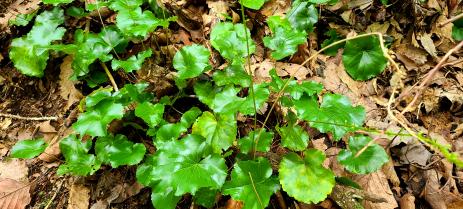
top-left (439, 12), bottom-right (463, 27)
top-left (239, 4), bottom-right (259, 158)
top-left (248, 172), bottom-right (264, 209)
top-left (100, 61), bottom-right (119, 91)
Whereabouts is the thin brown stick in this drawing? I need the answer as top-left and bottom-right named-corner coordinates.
top-left (0, 113), bottom-right (58, 121)
top-left (401, 41), bottom-right (463, 113)
top-left (439, 13), bottom-right (463, 27)
top-left (100, 61), bottom-right (119, 91)
top-left (43, 179), bottom-right (64, 209)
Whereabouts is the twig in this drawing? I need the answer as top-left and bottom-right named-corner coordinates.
top-left (400, 41), bottom-right (463, 113)
top-left (100, 61), bottom-right (119, 91)
top-left (43, 179), bottom-right (64, 209)
top-left (0, 113), bottom-right (58, 121)
top-left (439, 13), bottom-right (463, 27)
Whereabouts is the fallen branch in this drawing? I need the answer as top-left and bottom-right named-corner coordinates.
top-left (439, 13), bottom-right (463, 27)
top-left (0, 113), bottom-right (58, 121)
top-left (400, 41), bottom-right (463, 113)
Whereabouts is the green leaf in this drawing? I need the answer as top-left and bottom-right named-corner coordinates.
top-left (66, 6), bottom-right (87, 18)
top-left (223, 158), bottom-right (279, 209)
top-left (321, 29), bottom-right (344, 56)
top-left (155, 107), bottom-right (202, 145)
top-left (8, 11), bottom-right (37, 26)
top-left (173, 44), bottom-right (211, 79)
top-left (95, 134), bottom-right (146, 168)
top-left (192, 112), bottom-right (237, 153)
top-left (263, 16), bottom-right (307, 60)
top-left (73, 100), bottom-right (124, 137)
top-left (295, 94), bottom-right (365, 140)
top-left (269, 69), bottom-right (323, 100)
top-left (10, 138), bottom-right (47, 159)
top-left (135, 102), bottom-right (165, 128)
top-left (115, 6), bottom-right (176, 38)
top-left (116, 83), bottom-right (153, 105)
top-left (239, 129), bottom-right (273, 154)
top-left (9, 8), bottom-right (66, 77)
top-left (287, 2), bottom-right (318, 32)
top-left (342, 35), bottom-right (388, 80)
top-left (194, 82), bottom-right (245, 115)
top-left (240, 83), bottom-right (270, 115)
top-left (112, 49), bottom-right (152, 72)
top-left (452, 18), bottom-right (463, 41)
top-left (337, 135), bottom-right (389, 174)
top-left (58, 135), bottom-right (100, 176)
top-left (277, 123), bottom-right (309, 151)
top-left (54, 27), bottom-right (127, 78)
top-left (210, 22), bottom-right (255, 64)
top-left (137, 134), bottom-right (228, 195)
top-left (279, 150), bottom-right (335, 204)
top-left (194, 188), bottom-right (219, 208)
top-left (240, 0), bottom-right (266, 10)
top-left (42, 0), bottom-right (73, 5)
top-left (213, 64), bottom-right (251, 87)
top-left (109, 0), bottom-right (144, 11)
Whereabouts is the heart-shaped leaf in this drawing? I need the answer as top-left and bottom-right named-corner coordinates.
top-left (95, 134), bottom-right (146, 168)
top-left (277, 122), bottom-right (309, 151)
top-left (58, 135), bottom-right (101, 176)
top-left (112, 49), bottom-right (152, 72)
top-left (210, 22), bottom-right (255, 64)
top-left (223, 158), bottom-right (280, 209)
top-left (174, 44), bottom-right (211, 79)
top-left (287, 1), bottom-right (318, 32)
top-left (10, 138), bottom-right (47, 159)
top-left (263, 16), bottom-right (307, 60)
top-left (279, 150), bottom-right (335, 204)
top-left (342, 35), bottom-right (388, 80)
top-left (337, 135), bottom-right (389, 174)
top-left (192, 111), bottom-right (237, 153)
top-left (135, 101), bottom-right (165, 128)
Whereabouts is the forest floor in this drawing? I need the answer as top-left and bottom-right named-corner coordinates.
top-left (1, 0), bottom-right (463, 209)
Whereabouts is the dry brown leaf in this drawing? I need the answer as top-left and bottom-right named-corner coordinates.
top-left (398, 141), bottom-right (432, 166)
top-left (0, 159), bottom-right (28, 182)
top-left (59, 56), bottom-right (83, 113)
top-left (424, 169), bottom-right (463, 209)
top-left (353, 171), bottom-right (398, 209)
top-left (399, 193), bottom-right (415, 209)
top-left (419, 33), bottom-right (437, 57)
top-left (0, 178), bottom-right (31, 209)
top-left (0, 0), bottom-right (41, 31)
top-left (260, 0), bottom-right (291, 17)
top-left (68, 183), bottom-right (90, 209)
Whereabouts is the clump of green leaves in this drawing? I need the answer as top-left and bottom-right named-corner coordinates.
top-left (9, 8), bottom-right (66, 77)
top-left (12, 1), bottom-right (451, 209)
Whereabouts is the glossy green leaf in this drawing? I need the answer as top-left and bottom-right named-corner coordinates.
top-left (42, 0), bottom-right (73, 5)
top-left (116, 83), bottom-right (153, 105)
top-left (277, 123), bottom-right (309, 151)
top-left (194, 188), bottom-right (219, 208)
top-left (263, 16), bottom-right (307, 60)
top-left (173, 44), bottom-right (211, 79)
top-left (287, 2), bottom-right (318, 32)
top-left (238, 129), bottom-right (273, 154)
top-left (109, 0), bottom-right (144, 11)
top-left (194, 82), bottom-right (245, 114)
top-left (452, 18), bottom-right (463, 41)
top-left (213, 64), bottom-right (251, 87)
top-left (112, 49), bottom-right (152, 72)
top-left (240, 83), bottom-right (270, 115)
top-left (58, 135), bottom-right (100, 176)
top-left (269, 69), bottom-right (323, 100)
top-left (73, 100), bottom-right (124, 137)
top-left (10, 138), bottom-right (47, 159)
top-left (279, 150), bottom-right (335, 204)
top-left (115, 6), bottom-right (176, 38)
top-left (9, 8), bottom-right (66, 77)
top-left (53, 27), bottom-right (127, 78)
top-left (155, 107), bottom-right (202, 145)
top-left (210, 22), bottom-right (255, 64)
top-left (8, 11), bottom-right (37, 26)
top-left (223, 158), bottom-right (279, 209)
top-left (66, 6), bottom-right (87, 18)
top-left (136, 134), bottom-right (228, 196)
top-left (240, 0), bottom-right (266, 10)
top-left (342, 35), bottom-right (388, 80)
top-left (295, 94), bottom-right (365, 140)
top-left (337, 135), bottom-right (389, 174)
top-left (95, 134), bottom-right (146, 168)
top-left (135, 102), bottom-right (165, 128)
top-left (192, 112), bottom-right (237, 153)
